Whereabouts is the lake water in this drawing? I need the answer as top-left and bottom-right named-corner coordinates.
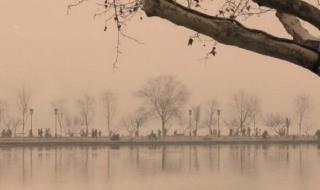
top-left (0, 144), bottom-right (319, 190)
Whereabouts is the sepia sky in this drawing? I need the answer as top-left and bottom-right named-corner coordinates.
top-left (1, 0), bottom-right (320, 133)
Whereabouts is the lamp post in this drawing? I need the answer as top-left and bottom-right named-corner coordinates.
top-left (29, 108), bottom-right (34, 137)
top-left (54, 108), bottom-right (58, 137)
top-left (217, 109), bottom-right (221, 137)
top-left (188, 109), bottom-right (192, 137)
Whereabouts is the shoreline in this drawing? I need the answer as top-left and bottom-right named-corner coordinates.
top-left (0, 136), bottom-right (319, 146)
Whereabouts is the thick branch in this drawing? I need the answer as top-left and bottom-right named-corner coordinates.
top-left (276, 12), bottom-right (320, 50)
top-left (253, 0), bottom-right (320, 30)
top-left (143, 0), bottom-right (320, 75)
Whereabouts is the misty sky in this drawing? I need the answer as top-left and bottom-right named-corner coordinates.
top-left (1, 0), bottom-right (320, 134)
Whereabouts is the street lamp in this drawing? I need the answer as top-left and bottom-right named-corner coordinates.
top-left (217, 109), bottom-right (221, 137)
top-left (29, 108), bottom-right (34, 137)
top-left (54, 108), bottom-right (58, 137)
top-left (188, 109), bottom-right (192, 137)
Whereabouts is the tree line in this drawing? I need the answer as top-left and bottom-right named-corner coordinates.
top-left (0, 75), bottom-right (316, 138)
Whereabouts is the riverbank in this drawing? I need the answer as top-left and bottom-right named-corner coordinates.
top-left (0, 136), bottom-right (319, 146)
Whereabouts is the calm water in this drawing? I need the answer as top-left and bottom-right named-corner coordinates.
top-left (0, 144), bottom-right (319, 190)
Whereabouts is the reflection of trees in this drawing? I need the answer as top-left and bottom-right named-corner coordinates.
top-left (229, 144), bottom-right (259, 173)
top-left (207, 145), bottom-right (221, 172)
top-left (22, 147), bottom-right (26, 184)
top-left (161, 146), bottom-right (166, 170)
top-left (136, 147), bottom-right (140, 166)
top-left (107, 147), bottom-right (111, 179)
top-left (2, 144), bottom-right (320, 187)
top-left (30, 147), bottom-right (33, 179)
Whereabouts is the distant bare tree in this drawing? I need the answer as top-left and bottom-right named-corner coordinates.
top-left (51, 99), bottom-right (67, 136)
top-left (137, 75), bottom-right (189, 136)
top-left (228, 90), bottom-right (260, 130)
top-left (264, 113), bottom-right (286, 136)
top-left (77, 93), bottom-right (95, 136)
top-left (192, 105), bottom-right (201, 136)
top-left (122, 118), bottom-right (136, 137)
top-left (294, 94), bottom-right (313, 136)
top-left (3, 116), bottom-right (21, 136)
top-left (64, 116), bottom-right (81, 137)
top-left (122, 107), bottom-right (149, 137)
top-left (101, 91), bottom-right (117, 136)
top-left (203, 99), bottom-right (219, 136)
top-left (250, 96), bottom-right (261, 131)
top-left (17, 86), bottom-right (31, 136)
top-left (0, 100), bottom-right (8, 128)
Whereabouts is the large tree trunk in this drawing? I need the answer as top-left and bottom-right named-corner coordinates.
top-left (142, 0), bottom-right (320, 75)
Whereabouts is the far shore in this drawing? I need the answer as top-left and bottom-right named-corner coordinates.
top-left (0, 136), bottom-right (319, 146)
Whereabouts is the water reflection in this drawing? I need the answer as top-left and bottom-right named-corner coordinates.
top-left (0, 144), bottom-right (319, 190)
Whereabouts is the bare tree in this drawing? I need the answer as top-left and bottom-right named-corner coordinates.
top-left (0, 100), bottom-right (8, 128)
top-left (17, 86), bottom-right (31, 136)
top-left (51, 99), bottom-right (68, 136)
top-left (77, 93), bottom-right (96, 136)
top-left (192, 105), bottom-right (201, 136)
top-left (64, 116), bottom-right (81, 136)
top-left (228, 90), bottom-right (260, 130)
top-left (101, 91), bottom-right (117, 136)
top-left (294, 94), bottom-right (313, 136)
top-left (72, 0), bottom-right (320, 76)
top-left (137, 75), bottom-right (189, 136)
top-left (203, 99), bottom-right (219, 136)
top-left (264, 113), bottom-right (286, 136)
top-left (122, 118), bottom-right (136, 137)
top-left (122, 107), bottom-right (149, 136)
top-left (3, 116), bottom-right (21, 136)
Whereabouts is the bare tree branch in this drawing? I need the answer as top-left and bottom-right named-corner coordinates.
top-left (253, 0), bottom-right (320, 30)
top-left (276, 12), bottom-right (320, 50)
top-left (142, 0), bottom-right (320, 75)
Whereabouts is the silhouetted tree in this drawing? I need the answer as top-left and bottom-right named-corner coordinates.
top-left (51, 99), bottom-right (68, 136)
top-left (77, 93), bottom-right (95, 136)
top-left (264, 113), bottom-right (286, 136)
top-left (137, 75), bottom-right (189, 136)
top-left (294, 94), bottom-right (313, 136)
top-left (203, 99), bottom-right (219, 136)
top-left (192, 105), bottom-right (201, 136)
top-left (227, 90), bottom-right (260, 131)
top-left (17, 86), bottom-right (31, 136)
top-left (101, 91), bottom-right (117, 136)
top-left (122, 107), bottom-right (149, 136)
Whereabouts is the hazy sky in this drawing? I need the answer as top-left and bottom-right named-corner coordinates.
top-left (1, 0), bottom-right (320, 133)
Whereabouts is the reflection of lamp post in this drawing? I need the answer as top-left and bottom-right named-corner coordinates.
top-left (188, 109), bottom-right (192, 136)
top-left (29, 108), bottom-right (34, 137)
top-left (217, 109), bottom-right (221, 136)
top-left (54, 108), bottom-right (58, 137)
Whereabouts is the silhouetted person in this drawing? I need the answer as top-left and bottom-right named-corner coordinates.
top-left (255, 128), bottom-right (258, 137)
top-left (192, 129), bottom-right (197, 136)
top-left (247, 127), bottom-right (251, 136)
top-left (7, 129), bottom-right (12, 137)
top-left (229, 128), bottom-right (233, 136)
top-left (213, 129), bottom-right (217, 136)
top-left (1, 129), bottom-right (6, 137)
top-left (241, 128), bottom-right (246, 136)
